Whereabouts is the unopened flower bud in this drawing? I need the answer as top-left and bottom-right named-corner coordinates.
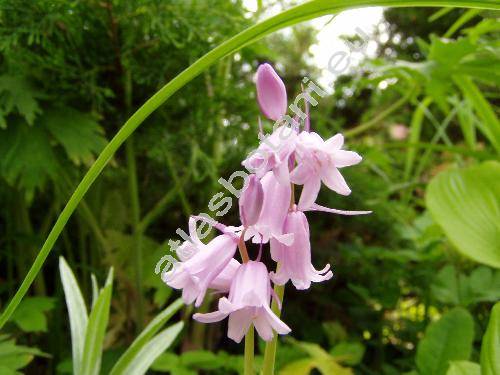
top-left (256, 63), bottom-right (287, 121)
top-left (239, 174), bottom-right (264, 227)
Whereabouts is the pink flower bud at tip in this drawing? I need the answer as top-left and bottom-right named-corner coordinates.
top-left (256, 63), bottom-right (287, 121)
top-left (239, 174), bottom-right (264, 227)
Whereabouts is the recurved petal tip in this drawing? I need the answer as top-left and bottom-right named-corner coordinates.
top-left (256, 63), bottom-right (287, 121)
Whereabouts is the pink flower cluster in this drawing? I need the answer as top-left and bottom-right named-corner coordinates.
top-left (163, 63), bottom-right (370, 343)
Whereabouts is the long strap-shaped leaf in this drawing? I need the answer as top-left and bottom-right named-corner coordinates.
top-left (118, 321), bottom-right (184, 375)
top-left (0, 0), bottom-right (499, 328)
top-left (59, 257), bottom-right (88, 375)
top-left (81, 279), bottom-right (113, 375)
top-left (110, 298), bottom-right (184, 375)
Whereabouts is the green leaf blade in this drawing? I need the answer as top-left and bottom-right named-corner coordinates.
top-left (426, 162), bottom-right (500, 268)
top-left (59, 257), bottom-right (88, 375)
top-left (416, 308), bottom-right (474, 375)
top-left (110, 298), bottom-right (183, 375)
top-left (480, 302), bottom-right (500, 375)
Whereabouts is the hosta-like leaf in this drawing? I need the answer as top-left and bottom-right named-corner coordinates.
top-left (416, 308), bottom-right (474, 375)
top-left (426, 161), bottom-right (500, 268)
top-left (59, 257), bottom-right (88, 375)
top-left (446, 361), bottom-right (480, 375)
top-left (480, 302), bottom-right (500, 375)
top-left (42, 107), bottom-right (107, 166)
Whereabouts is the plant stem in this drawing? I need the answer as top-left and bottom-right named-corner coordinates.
top-left (1, 0), bottom-right (497, 330)
top-left (126, 137), bottom-right (144, 330)
top-left (344, 86), bottom-right (414, 138)
top-left (262, 283), bottom-right (285, 375)
top-left (244, 324), bottom-right (255, 375)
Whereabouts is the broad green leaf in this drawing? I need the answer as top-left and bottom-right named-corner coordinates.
top-left (431, 265), bottom-right (500, 306)
top-left (0, 336), bottom-right (46, 372)
top-left (330, 341), bottom-right (365, 366)
top-left (426, 162), bottom-right (500, 268)
top-left (9, 297), bottom-right (55, 332)
top-left (279, 358), bottom-right (315, 375)
top-left (480, 302), bottom-right (500, 375)
top-left (59, 257), bottom-right (88, 375)
top-left (42, 108), bottom-right (107, 166)
top-left (119, 321), bottom-right (183, 375)
top-left (110, 298), bottom-right (183, 375)
top-left (416, 308), bottom-right (474, 375)
top-left (446, 361), bottom-right (480, 375)
top-left (80, 281), bottom-right (113, 375)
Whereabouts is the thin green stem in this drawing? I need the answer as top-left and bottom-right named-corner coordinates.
top-left (1, 0), bottom-right (498, 329)
top-left (244, 324), bottom-right (255, 375)
top-left (262, 283), bottom-right (285, 375)
top-left (126, 137), bottom-right (144, 330)
top-left (344, 87), bottom-right (414, 138)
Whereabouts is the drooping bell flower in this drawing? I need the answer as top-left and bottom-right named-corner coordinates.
top-left (270, 209), bottom-right (332, 290)
top-left (291, 132), bottom-right (362, 210)
top-left (239, 174), bottom-right (264, 227)
top-left (256, 63), bottom-right (287, 121)
top-left (244, 171), bottom-right (293, 246)
top-left (242, 125), bottom-right (297, 184)
top-left (193, 261), bottom-right (291, 342)
top-left (163, 229), bottom-right (238, 307)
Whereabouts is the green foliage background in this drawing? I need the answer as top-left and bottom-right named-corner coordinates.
top-left (0, 1), bottom-right (498, 374)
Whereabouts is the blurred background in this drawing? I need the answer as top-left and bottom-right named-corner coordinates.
top-left (0, 1), bottom-right (499, 374)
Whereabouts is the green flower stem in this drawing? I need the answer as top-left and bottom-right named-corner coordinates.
top-left (126, 137), bottom-right (145, 330)
top-left (1, 0), bottom-right (498, 330)
top-left (244, 324), bottom-right (255, 375)
top-left (344, 86), bottom-right (415, 138)
top-left (262, 283), bottom-right (285, 375)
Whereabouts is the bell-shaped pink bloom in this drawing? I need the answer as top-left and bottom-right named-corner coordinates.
top-left (163, 227), bottom-right (238, 307)
top-left (242, 125), bottom-right (297, 184)
top-left (291, 132), bottom-right (362, 210)
top-left (193, 261), bottom-right (291, 342)
top-left (270, 209), bottom-right (332, 290)
top-left (256, 63), bottom-right (287, 121)
top-left (239, 174), bottom-right (264, 227)
top-left (244, 171), bottom-right (293, 246)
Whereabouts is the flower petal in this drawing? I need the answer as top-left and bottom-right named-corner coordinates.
top-left (193, 310), bottom-right (227, 323)
top-left (322, 167), bottom-right (351, 196)
top-left (324, 133), bottom-right (344, 150)
top-left (306, 203), bottom-right (372, 216)
top-left (227, 308), bottom-right (253, 343)
top-left (332, 150), bottom-right (362, 168)
top-left (297, 177), bottom-right (321, 210)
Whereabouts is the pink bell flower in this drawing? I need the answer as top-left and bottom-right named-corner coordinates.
top-left (239, 174), bottom-right (264, 227)
top-left (291, 132), bottom-right (362, 210)
top-left (163, 222), bottom-right (238, 307)
top-left (244, 171), bottom-right (293, 246)
top-left (242, 125), bottom-right (297, 184)
top-left (256, 63), bottom-right (287, 121)
top-left (270, 209), bottom-right (332, 290)
top-left (193, 261), bottom-right (291, 342)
